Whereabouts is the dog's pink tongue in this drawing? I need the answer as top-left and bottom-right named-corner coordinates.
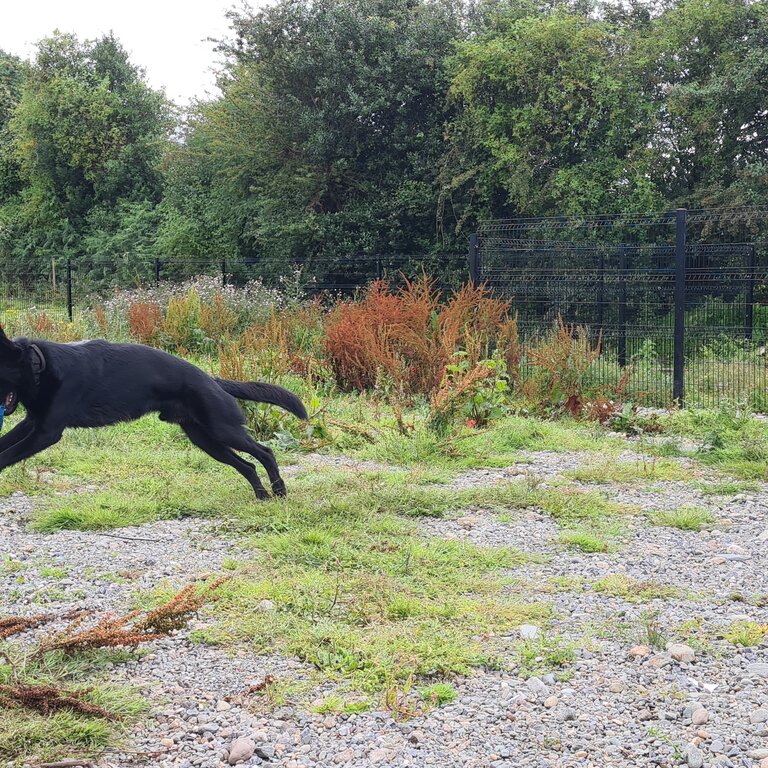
top-left (4, 393), bottom-right (14, 407)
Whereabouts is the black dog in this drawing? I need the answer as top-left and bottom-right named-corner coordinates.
top-left (0, 327), bottom-right (307, 499)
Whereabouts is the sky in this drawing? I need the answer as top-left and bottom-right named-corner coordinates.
top-left (0, 0), bottom-right (262, 104)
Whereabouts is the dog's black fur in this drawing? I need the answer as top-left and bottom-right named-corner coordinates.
top-left (0, 327), bottom-right (307, 499)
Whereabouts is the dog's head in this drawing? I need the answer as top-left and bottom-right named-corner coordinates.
top-left (0, 326), bottom-right (23, 415)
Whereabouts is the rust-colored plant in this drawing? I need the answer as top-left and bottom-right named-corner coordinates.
top-left (128, 301), bottom-right (162, 344)
top-left (527, 317), bottom-right (602, 416)
top-left (200, 293), bottom-right (237, 341)
top-left (33, 578), bottom-right (229, 658)
top-left (323, 277), bottom-right (515, 397)
top-left (0, 682), bottom-right (116, 720)
top-left (0, 609), bottom-right (86, 640)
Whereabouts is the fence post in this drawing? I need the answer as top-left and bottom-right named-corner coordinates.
top-left (376, 254), bottom-right (383, 280)
top-left (469, 233), bottom-right (479, 286)
top-left (618, 245), bottom-right (627, 368)
top-left (597, 250), bottom-right (605, 334)
top-left (745, 244), bottom-right (756, 340)
top-left (66, 258), bottom-right (73, 322)
top-left (154, 257), bottom-right (161, 287)
top-left (221, 257), bottom-right (227, 287)
top-left (673, 208), bottom-right (687, 405)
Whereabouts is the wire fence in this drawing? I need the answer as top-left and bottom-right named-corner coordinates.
top-left (473, 207), bottom-right (768, 408)
top-left (2, 206), bottom-right (768, 408)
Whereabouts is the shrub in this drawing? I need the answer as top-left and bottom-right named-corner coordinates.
top-left (127, 302), bottom-right (162, 344)
top-left (323, 277), bottom-right (514, 397)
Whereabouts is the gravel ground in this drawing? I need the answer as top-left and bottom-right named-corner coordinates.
top-left (2, 449), bottom-right (768, 768)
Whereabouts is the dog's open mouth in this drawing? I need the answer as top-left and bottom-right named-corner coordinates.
top-left (3, 391), bottom-right (18, 415)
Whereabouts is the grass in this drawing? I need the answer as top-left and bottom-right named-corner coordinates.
top-left (516, 634), bottom-right (576, 680)
top-left (558, 529), bottom-right (609, 553)
top-left (649, 507), bottom-right (715, 531)
top-left (566, 456), bottom-right (693, 484)
top-left (592, 574), bottom-right (681, 602)
top-left (0, 649), bottom-right (145, 764)
top-left (722, 620), bottom-right (768, 647)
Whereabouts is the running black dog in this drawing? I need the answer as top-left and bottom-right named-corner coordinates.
top-left (0, 327), bottom-right (307, 499)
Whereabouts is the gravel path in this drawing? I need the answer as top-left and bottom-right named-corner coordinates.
top-left (3, 449), bottom-right (768, 768)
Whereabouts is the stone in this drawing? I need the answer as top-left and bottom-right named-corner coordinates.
top-left (761, 758), bottom-right (768, 768)
top-left (160, 738), bottom-right (174, 749)
top-left (747, 749), bottom-right (768, 759)
top-left (228, 738), bottom-right (256, 765)
top-left (636, 709), bottom-right (654, 722)
top-left (747, 663), bottom-right (768, 677)
top-left (519, 624), bottom-right (541, 640)
top-left (256, 599), bottom-right (276, 612)
top-left (608, 680), bottom-right (624, 693)
top-left (629, 645), bottom-right (652, 658)
top-left (334, 748), bottom-right (355, 764)
top-left (526, 677), bottom-right (549, 698)
top-left (544, 696), bottom-right (559, 708)
top-left (692, 708), bottom-right (710, 726)
top-left (369, 748), bottom-right (394, 763)
top-left (457, 515), bottom-right (483, 530)
top-left (667, 643), bottom-right (696, 663)
top-left (750, 709), bottom-right (768, 724)
top-left (216, 700), bottom-right (231, 712)
top-left (686, 744), bottom-right (704, 768)
top-left (710, 739), bottom-right (724, 754)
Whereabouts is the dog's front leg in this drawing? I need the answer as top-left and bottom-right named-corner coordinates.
top-left (0, 427), bottom-right (63, 471)
top-left (0, 418), bottom-right (35, 453)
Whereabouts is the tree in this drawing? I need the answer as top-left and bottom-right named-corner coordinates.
top-left (160, 0), bottom-right (464, 279)
top-left (3, 32), bottom-right (170, 280)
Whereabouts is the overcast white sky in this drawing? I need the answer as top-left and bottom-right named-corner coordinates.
top-left (0, 0), bottom-right (264, 104)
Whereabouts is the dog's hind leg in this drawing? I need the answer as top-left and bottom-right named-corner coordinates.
top-left (181, 423), bottom-right (271, 501)
top-left (221, 430), bottom-right (287, 498)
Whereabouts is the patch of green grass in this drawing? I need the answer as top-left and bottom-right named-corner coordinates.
top-left (516, 634), bottom-right (576, 679)
top-left (559, 529), bottom-right (609, 553)
top-left (722, 620), bottom-right (768, 647)
top-left (39, 566), bottom-right (68, 579)
top-left (592, 574), bottom-right (681, 602)
top-left (566, 457), bottom-right (693, 484)
top-left (419, 682), bottom-right (458, 707)
top-left (0, 649), bottom-right (145, 765)
top-left (649, 507), bottom-right (715, 531)
top-left (695, 480), bottom-right (760, 496)
top-left (662, 407), bottom-right (768, 480)
top-left (356, 414), bottom-right (622, 472)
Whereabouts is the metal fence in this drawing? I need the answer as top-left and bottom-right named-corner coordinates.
top-left (2, 206), bottom-right (767, 408)
top-left (471, 207), bottom-right (768, 408)
top-left (0, 251), bottom-right (467, 323)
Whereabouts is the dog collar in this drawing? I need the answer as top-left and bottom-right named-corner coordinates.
top-left (29, 343), bottom-right (46, 385)
top-left (30, 344), bottom-right (46, 372)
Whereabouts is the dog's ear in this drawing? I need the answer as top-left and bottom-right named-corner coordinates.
top-left (0, 325), bottom-right (20, 359)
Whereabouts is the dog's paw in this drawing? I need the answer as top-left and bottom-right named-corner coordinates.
top-left (255, 488), bottom-right (271, 501)
top-left (272, 479), bottom-right (287, 498)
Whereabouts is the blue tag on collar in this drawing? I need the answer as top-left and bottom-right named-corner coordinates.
top-left (0, 404), bottom-right (4, 432)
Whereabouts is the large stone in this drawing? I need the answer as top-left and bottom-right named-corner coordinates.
top-left (750, 709), bottom-right (768, 725)
top-left (228, 738), bottom-right (256, 765)
top-left (526, 676), bottom-right (549, 698)
top-left (685, 744), bottom-right (704, 768)
top-left (519, 624), bottom-right (541, 640)
top-left (667, 643), bottom-right (696, 663)
top-left (747, 663), bottom-right (768, 678)
top-left (691, 708), bottom-right (709, 725)
top-left (629, 645), bottom-right (652, 658)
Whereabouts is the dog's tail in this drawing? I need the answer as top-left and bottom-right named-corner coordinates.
top-left (214, 378), bottom-right (308, 420)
